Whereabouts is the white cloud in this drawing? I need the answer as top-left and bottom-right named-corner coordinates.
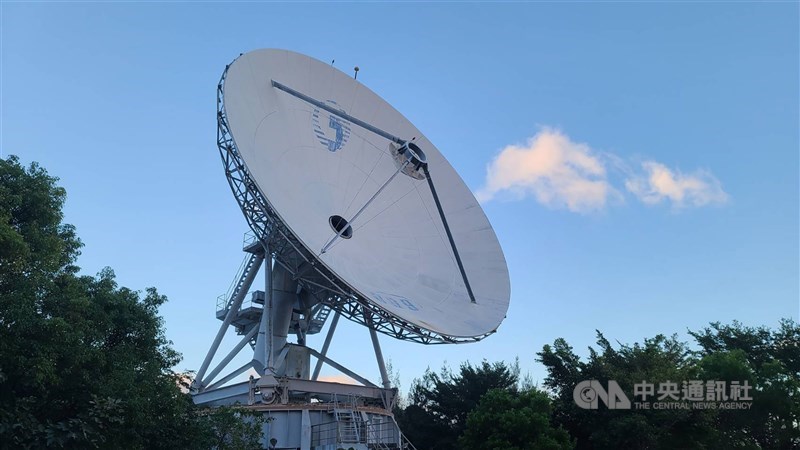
top-left (476, 128), bottom-right (729, 212)
top-left (318, 374), bottom-right (361, 385)
top-left (475, 128), bottom-right (615, 213)
top-left (625, 161), bottom-right (729, 208)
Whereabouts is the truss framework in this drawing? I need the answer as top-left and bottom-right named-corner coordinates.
top-left (216, 61), bottom-right (492, 345)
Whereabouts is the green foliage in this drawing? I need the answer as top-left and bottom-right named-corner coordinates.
top-left (397, 360), bottom-right (519, 450)
top-left (0, 156), bottom-right (81, 282)
top-left (459, 388), bottom-right (573, 450)
top-left (195, 405), bottom-right (268, 450)
top-left (537, 332), bottom-right (711, 449)
top-left (690, 320), bottom-right (800, 449)
top-left (0, 156), bottom-right (266, 449)
top-left (537, 321), bottom-right (800, 450)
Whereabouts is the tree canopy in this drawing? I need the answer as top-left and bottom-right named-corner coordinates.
top-left (535, 320), bottom-right (799, 449)
top-left (397, 359), bottom-right (572, 450)
top-left (0, 156), bottom-right (264, 449)
top-left (459, 388), bottom-right (573, 450)
top-left (397, 360), bottom-right (520, 449)
top-left (397, 322), bottom-right (798, 450)
top-left (538, 332), bottom-right (711, 449)
top-left (690, 320), bottom-right (799, 448)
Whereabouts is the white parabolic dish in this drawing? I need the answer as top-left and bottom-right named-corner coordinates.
top-left (223, 49), bottom-right (510, 339)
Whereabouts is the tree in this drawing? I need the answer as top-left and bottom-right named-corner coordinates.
top-left (459, 388), bottom-right (573, 450)
top-left (538, 321), bottom-right (800, 449)
top-left (538, 333), bottom-right (714, 449)
top-left (195, 405), bottom-right (269, 450)
top-left (0, 155), bottom-right (195, 447)
top-left (0, 157), bottom-right (81, 284)
top-left (0, 156), bottom-right (266, 449)
top-left (396, 360), bottom-right (520, 450)
top-left (690, 320), bottom-right (800, 449)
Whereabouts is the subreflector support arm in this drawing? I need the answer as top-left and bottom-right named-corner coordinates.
top-left (271, 79), bottom-right (477, 304)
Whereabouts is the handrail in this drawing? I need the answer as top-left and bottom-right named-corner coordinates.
top-left (216, 253), bottom-right (252, 314)
top-left (392, 416), bottom-right (419, 450)
top-left (310, 418), bottom-right (400, 446)
top-left (242, 230), bottom-right (257, 248)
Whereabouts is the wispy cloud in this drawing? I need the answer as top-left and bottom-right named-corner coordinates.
top-left (475, 128), bottom-right (616, 213)
top-left (476, 128), bottom-right (728, 212)
top-left (624, 161), bottom-right (729, 208)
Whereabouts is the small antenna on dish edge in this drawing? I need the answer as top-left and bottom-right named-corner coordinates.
top-left (354, 66), bottom-right (359, 80)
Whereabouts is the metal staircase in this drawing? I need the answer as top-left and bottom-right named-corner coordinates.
top-left (336, 411), bottom-right (361, 444)
top-left (216, 252), bottom-right (261, 319)
top-left (308, 394), bottom-right (408, 449)
top-left (328, 394), bottom-right (402, 449)
top-left (330, 394), bottom-right (362, 444)
top-left (361, 412), bottom-right (392, 450)
top-left (308, 304), bottom-right (332, 334)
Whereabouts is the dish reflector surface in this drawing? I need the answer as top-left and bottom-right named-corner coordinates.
top-left (223, 49), bottom-right (510, 338)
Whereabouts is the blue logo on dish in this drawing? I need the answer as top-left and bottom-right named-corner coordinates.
top-left (312, 100), bottom-right (351, 152)
top-left (372, 292), bottom-right (419, 312)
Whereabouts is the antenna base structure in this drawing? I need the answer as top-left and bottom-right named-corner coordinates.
top-left (191, 234), bottom-right (405, 449)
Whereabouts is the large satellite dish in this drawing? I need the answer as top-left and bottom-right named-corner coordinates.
top-left (219, 49), bottom-right (510, 342)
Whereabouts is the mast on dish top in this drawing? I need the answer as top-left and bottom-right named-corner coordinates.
top-left (191, 49), bottom-right (511, 450)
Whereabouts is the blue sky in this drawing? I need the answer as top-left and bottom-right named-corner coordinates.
top-left (2, 2), bottom-right (797, 392)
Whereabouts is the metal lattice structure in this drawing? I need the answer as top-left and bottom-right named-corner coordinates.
top-left (216, 62), bottom-right (492, 345)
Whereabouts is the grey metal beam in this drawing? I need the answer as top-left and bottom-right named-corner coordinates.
top-left (365, 311), bottom-right (392, 390)
top-left (195, 254), bottom-right (265, 389)
top-left (192, 380), bottom-right (251, 406)
top-left (301, 409), bottom-right (311, 450)
top-left (273, 345), bottom-right (290, 374)
top-left (202, 325), bottom-right (258, 387)
top-left (307, 347), bottom-right (378, 388)
top-left (320, 160), bottom-right (409, 254)
top-left (284, 377), bottom-right (387, 400)
top-left (269, 264), bottom-right (298, 373)
top-left (206, 361), bottom-right (253, 391)
top-left (311, 311), bottom-right (340, 381)
top-left (422, 165), bottom-right (477, 304)
top-left (254, 254), bottom-right (273, 370)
